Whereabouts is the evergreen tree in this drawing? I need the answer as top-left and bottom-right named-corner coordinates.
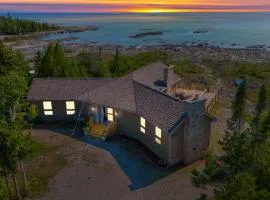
top-left (251, 85), bottom-right (268, 151)
top-left (52, 42), bottom-right (65, 76)
top-left (252, 85), bottom-right (267, 128)
top-left (191, 81), bottom-right (270, 200)
top-left (110, 48), bottom-right (119, 76)
top-left (225, 80), bottom-right (247, 141)
top-left (34, 50), bottom-right (42, 76)
top-left (0, 14), bottom-right (59, 35)
top-left (40, 44), bottom-right (54, 77)
top-left (37, 43), bottom-right (88, 78)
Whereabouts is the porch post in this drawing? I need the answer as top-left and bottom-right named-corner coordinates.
top-left (100, 106), bottom-right (105, 123)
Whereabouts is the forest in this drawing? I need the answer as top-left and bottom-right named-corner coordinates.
top-left (0, 15), bottom-right (59, 35)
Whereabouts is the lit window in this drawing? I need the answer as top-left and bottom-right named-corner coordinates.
top-left (155, 138), bottom-right (161, 144)
top-left (107, 108), bottom-right (113, 114)
top-left (106, 107), bottom-right (114, 122)
top-left (140, 117), bottom-right (146, 134)
top-left (67, 110), bottom-right (76, 115)
top-left (155, 127), bottom-right (162, 144)
top-left (66, 101), bottom-right (75, 115)
top-left (44, 111), bottom-right (53, 116)
top-left (43, 101), bottom-right (53, 116)
top-left (43, 101), bottom-right (52, 110)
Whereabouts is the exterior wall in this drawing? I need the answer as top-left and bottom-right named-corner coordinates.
top-left (116, 110), bottom-right (170, 162)
top-left (31, 100), bottom-right (86, 122)
top-left (168, 122), bottom-right (185, 165)
top-left (183, 100), bottom-right (207, 165)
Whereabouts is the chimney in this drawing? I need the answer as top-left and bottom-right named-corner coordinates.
top-left (164, 65), bottom-right (174, 92)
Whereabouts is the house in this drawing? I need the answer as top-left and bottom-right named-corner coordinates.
top-left (27, 61), bottom-right (214, 166)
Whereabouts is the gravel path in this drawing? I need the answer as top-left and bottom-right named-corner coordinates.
top-left (32, 129), bottom-right (205, 200)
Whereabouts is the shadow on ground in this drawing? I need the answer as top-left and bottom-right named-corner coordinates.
top-left (33, 124), bottom-right (181, 191)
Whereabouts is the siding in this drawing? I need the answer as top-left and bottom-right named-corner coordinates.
top-left (31, 100), bottom-right (86, 122)
top-left (116, 110), bottom-right (169, 162)
top-left (183, 100), bottom-right (206, 165)
top-left (169, 122), bottom-right (185, 165)
top-left (203, 116), bottom-right (212, 150)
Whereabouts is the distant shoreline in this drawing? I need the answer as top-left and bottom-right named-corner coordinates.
top-left (4, 35), bottom-right (270, 64)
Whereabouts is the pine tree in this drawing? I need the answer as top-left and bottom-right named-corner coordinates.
top-left (252, 85), bottom-right (267, 129)
top-left (40, 44), bottom-right (54, 77)
top-left (250, 85), bottom-right (268, 151)
top-left (110, 48), bottom-right (119, 76)
top-left (191, 82), bottom-right (270, 200)
top-left (34, 50), bottom-right (42, 76)
top-left (225, 80), bottom-right (247, 141)
top-left (53, 42), bottom-right (65, 76)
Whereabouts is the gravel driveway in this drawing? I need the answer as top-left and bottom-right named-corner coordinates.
top-left (32, 127), bottom-right (205, 200)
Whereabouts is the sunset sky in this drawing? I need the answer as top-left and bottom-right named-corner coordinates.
top-left (0, 1), bottom-right (270, 13)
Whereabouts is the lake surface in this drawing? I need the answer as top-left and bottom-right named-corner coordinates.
top-left (2, 12), bottom-right (270, 48)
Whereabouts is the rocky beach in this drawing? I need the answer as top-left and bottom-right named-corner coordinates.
top-left (4, 34), bottom-right (270, 64)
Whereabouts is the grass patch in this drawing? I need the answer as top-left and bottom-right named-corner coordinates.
top-left (173, 59), bottom-right (205, 77)
top-left (16, 135), bottom-right (68, 199)
top-left (209, 129), bottom-right (224, 154)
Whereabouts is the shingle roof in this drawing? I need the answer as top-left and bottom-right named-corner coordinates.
top-left (133, 61), bottom-right (181, 91)
top-left (133, 81), bottom-right (188, 132)
top-left (27, 78), bottom-right (113, 101)
top-left (78, 74), bottom-right (136, 112)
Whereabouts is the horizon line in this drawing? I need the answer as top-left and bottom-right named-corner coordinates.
top-left (1, 3), bottom-right (270, 13)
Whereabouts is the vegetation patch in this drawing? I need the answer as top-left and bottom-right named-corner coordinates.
top-left (0, 14), bottom-right (59, 35)
top-left (22, 138), bottom-right (68, 198)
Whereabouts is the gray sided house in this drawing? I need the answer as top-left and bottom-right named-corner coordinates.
top-left (27, 61), bottom-right (214, 166)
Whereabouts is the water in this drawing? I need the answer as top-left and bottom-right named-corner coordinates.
top-left (2, 12), bottom-right (270, 48)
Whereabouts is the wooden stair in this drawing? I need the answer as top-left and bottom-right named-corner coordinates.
top-left (89, 122), bottom-right (117, 140)
top-left (89, 123), bottom-right (107, 139)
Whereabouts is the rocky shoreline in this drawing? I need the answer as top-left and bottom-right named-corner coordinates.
top-left (0, 25), bottom-right (98, 42)
top-left (6, 39), bottom-right (270, 64)
top-left (2, 27), bottom-right (270, 63)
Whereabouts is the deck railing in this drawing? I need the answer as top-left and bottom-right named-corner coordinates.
top-left (205, 87), bottom-right (223, 113)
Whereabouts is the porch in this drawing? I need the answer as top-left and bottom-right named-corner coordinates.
top-left (80, 104), bottom-right (119, 140)
top-left (88, 121), bottom-right (117, 140)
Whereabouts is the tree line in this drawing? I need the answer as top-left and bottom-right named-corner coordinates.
top-left (34, 42), bottom-right (168, 78)
top-left (192, 81), bottom-right (270, 200)
top-left (0, 40), bottom-right (34, 200)
top-left (0, 14), bottom-right (59, 35)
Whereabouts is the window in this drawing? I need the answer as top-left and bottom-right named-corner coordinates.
top-left (107, 107), bottom-right (114, 122)
top-left (43, 101), bottom-right (53, 116)
top-left (66, 101), bottom-right (75, 115)
top-left (155, 127), bottom-right (162, 144)
top-left (140, 117), bottom-right (146, 134)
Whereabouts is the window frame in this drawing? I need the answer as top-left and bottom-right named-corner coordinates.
top-left (106, 107), bottom-right (114, 122)
top-left (140, 117), bottom-right (146, 134)
top-left (66, 101), bottom-right (76, 116)
top-left (43, 101), bottom-right (53, 116)
top-left (155, 126), bottom-right (162, 144)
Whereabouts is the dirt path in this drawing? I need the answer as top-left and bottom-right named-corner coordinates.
top-left (32, 129), bottom-right (205, 200)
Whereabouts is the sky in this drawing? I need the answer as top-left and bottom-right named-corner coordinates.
top-left (0, 1), bottom-right (270, 13)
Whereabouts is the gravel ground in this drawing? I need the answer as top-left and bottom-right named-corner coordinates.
top-left (31, 128), bottom-right (206, 200)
